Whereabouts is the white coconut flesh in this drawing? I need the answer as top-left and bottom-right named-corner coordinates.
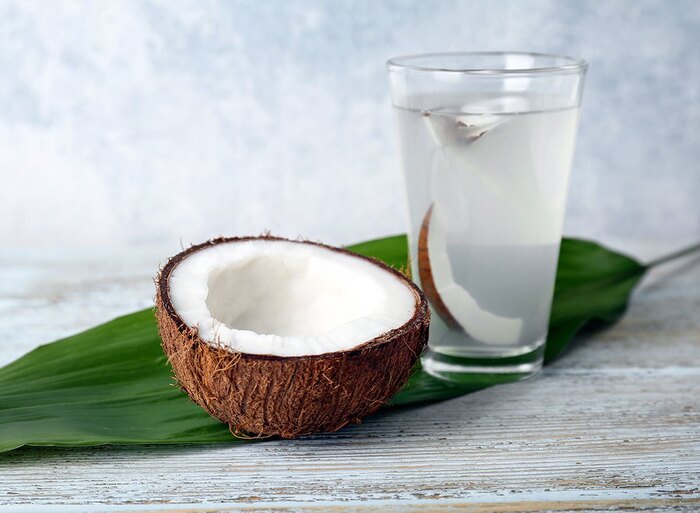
top-left (425, 206), bottom-right (523, 345)
top-left (420, 105), bottom-right (525, 345)
top-left (423, 103), bottom-right (566, 247)
top-left (168, 240), bottom-right (416, 357)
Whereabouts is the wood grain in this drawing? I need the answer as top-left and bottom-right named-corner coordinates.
top-left (0, 245), bottom-right (699, 512)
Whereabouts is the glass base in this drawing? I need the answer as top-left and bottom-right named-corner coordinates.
top-left (422, 345), bottom-right (544, 386)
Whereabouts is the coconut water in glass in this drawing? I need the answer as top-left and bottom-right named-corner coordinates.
top-left (387, 52), bottom-right (587, 382)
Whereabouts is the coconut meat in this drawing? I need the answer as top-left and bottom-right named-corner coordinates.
top-left (425, 207), bottom-right (523, 345)
top-left (168, 239), bottom-right (416, 357)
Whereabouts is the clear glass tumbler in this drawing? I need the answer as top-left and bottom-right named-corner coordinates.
top-left (387, 52), bottom-right (587, 383)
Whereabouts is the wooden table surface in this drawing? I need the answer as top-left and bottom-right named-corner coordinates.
top-left (0, 244), bottom-right (699, 512)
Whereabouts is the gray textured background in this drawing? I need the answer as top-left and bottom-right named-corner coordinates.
top-left (1, 0), bottom-right (698, 254)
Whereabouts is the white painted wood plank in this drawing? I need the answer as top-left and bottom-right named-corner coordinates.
top-left (0, 244), bottom-right (699, 510)
top-left (1, 495), bottom-right (700, 513)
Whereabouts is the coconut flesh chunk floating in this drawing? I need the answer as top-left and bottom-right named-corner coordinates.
top-left (418, 205), bottom-right (523, 345)
top-left (416, 107), bottom-right (525, 345)
top-left (155, 236), bottom-right (429, 438)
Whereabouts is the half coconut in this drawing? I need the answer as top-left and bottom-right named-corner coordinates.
top-left (155, 236), bottom-right (429, 438)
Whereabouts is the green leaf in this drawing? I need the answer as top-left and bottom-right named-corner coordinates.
top-left (388, 360), bottom-right (485, 407)
top-left (0, 236), bottom-right (655, 452)
top-left (345, 234), bottom-right (411, 272)
top-left (545, 239), bottom-right (646, 362)
top-left (0, 310), bottom-right (235, 452)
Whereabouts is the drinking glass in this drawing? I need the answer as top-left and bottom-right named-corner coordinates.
top-left (387, 52), bottom-right (587, 382)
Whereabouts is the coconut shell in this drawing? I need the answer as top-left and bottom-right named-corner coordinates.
top-left (155, 236), bottom-right (430, 439)
top-left (417, 205), bottom-right (460, 328)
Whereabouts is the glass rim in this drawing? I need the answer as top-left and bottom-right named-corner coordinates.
top-left (386, 51), bottom-right (588, 76)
